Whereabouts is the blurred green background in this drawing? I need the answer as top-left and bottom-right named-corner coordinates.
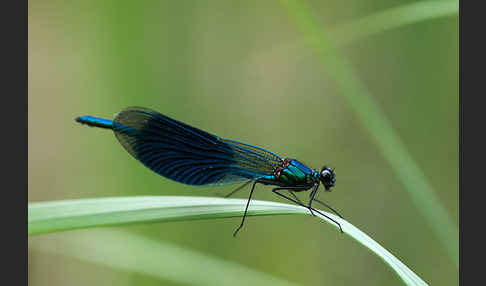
top-left (28, 0), bottom-right (458, 285)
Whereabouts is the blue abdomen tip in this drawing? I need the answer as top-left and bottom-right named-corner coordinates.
top-left (75, 116), bottom-right (113, 129)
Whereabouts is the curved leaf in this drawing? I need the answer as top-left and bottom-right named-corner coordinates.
top-left (29, 196), bottom-right (428, 286)
top-left (279, 0), bottom-right (458, 267)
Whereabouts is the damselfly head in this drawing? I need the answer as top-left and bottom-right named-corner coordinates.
top-left (320, 166), bottom-right (336, 191)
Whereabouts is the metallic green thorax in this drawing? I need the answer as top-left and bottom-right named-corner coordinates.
top-left (277, 159), bottom-right (318, 186)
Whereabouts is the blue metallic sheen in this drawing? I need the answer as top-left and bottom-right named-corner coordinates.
top-left (278, 159), bottom-right (314, 185)
top-left (75, 107), bottom-right (333, 191)
top-left (76, 116), bottom-right (114, 129)
top-left (78, 107), bottom-right (286, 186)
top-left (290, 159), bottom-right (312, 175)
top-left (75, 106), bottom-right (342, 234)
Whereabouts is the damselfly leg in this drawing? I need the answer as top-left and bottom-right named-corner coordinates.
top-left (272, 187), bottom-right (343, 233)
top-left (233, 181), bottom-right (258, 237)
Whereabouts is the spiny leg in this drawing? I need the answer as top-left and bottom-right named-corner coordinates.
top-left (233, 181), bottom-right (258, 237)
top-left (307, 184), bottom-right (320, 215)
top-left (272, 186), bottom-right (313, 215)
top-left (313, 198), bottom-right (344, 219)
top-left (307, 185), bottom-right (344, 219)
top-left (288, 190), bottom-right (303, 205)
top-left (272, 188), bottom-right (343, 233)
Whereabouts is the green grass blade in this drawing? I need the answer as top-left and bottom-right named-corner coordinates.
top-left (28, 196), bottom-right (428, 286)
top-left (30, 229), bottom-right (302, 286)
top-left (279, 0), bottom-right (458, 267)
top-left (329, 0), bottom-right (458, 45)
top-left (248, 1), bottom-right (457, 64)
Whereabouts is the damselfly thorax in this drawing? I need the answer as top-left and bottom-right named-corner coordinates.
top-left (76, 107), bottom-right (342, 235)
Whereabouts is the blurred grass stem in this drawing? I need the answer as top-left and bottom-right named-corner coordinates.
top-left (279, 0), bottom-right (458, 267)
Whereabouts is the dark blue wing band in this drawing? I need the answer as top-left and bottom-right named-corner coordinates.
top-left (112, 107), bottom-right (282, 186)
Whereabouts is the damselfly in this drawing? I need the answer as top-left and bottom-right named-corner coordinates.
top-left (76, 107), bottom-right (343, 235)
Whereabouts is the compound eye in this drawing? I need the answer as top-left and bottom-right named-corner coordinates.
top-left (320, 167), bottom-right (336, 187)
top-left (321, 169), bottom-right (332, 179)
